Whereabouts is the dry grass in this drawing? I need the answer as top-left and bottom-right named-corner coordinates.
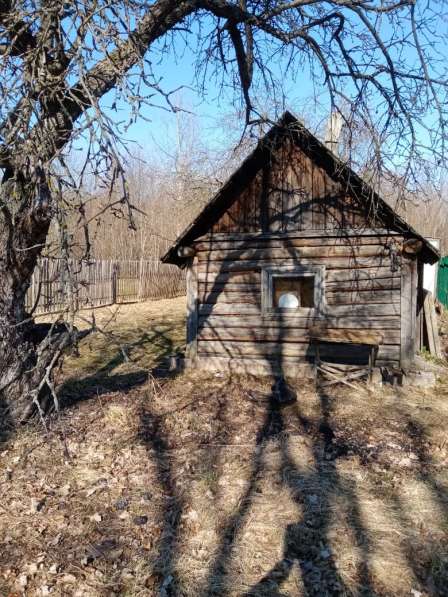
top-left (53, 297), bottom-right (187, 406)
top-left (1, 297), bottom-right (448, 596)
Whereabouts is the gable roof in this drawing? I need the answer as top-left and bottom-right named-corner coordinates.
top-left (162, 111), bottom-right (439, 266)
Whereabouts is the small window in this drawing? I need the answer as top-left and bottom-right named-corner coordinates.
top-left (262, 266), bottom-right (325, 315)
top-left (273, 275), bottom-right (315, 309)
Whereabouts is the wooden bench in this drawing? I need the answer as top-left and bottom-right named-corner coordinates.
top-left (309, 326), bottom-right (384, 390)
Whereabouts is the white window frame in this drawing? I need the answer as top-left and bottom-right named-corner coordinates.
top-left (261, 265), bottom-right (326, 316)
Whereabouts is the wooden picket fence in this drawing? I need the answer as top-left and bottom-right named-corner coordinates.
top-left (26, 258), bottom-right (186, 315)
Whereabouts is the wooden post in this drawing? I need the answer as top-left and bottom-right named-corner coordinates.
top-left (416, 260), bottom-right (424, 351)
top-left (186, 257), bottom-right (198, 361)
top-left (111, 261), bottom-right (118, 305)
top-left (400, 259), bottom-right (417, 369)
top-left (368, 346), bottom-right (376, 383)
top-left (423, 290), bottom-right (442, 358)
top-left (429, 295), bottom-right (442, 358)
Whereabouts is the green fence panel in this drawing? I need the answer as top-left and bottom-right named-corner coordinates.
top-left (437, 256), bottom-right (448, 307)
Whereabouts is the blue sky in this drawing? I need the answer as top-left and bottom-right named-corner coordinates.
top-left (94, 17), bottom-right (327, 159)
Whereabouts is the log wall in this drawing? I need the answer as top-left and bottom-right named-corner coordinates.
top-left (190, 231), bottom-right (405, 372)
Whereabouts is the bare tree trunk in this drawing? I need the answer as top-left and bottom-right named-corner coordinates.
top-left (0, 172), bottom-right (65, 425)
top-left (0, 323), bottom-right (72, 426)
top-left (0, 324), bottom-right (44, 426)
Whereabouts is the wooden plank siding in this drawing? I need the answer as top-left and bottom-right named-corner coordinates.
top-left (191, 232), bottom-right (403, 369)
top-left (211, 139), bottom-right (380, 235)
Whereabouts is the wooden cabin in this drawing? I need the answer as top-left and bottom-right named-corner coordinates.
top-left (162, 112), bottom-right (439, 377)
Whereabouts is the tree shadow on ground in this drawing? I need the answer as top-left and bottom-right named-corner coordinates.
top-left (199, 379), bottom-right (376, 597)
top-left (138, 373), bottom-right (236, 596)
top-left (383, 394), bottom-right (448, 594)
top-left (241, 386), bottom-right (374, 597)
top-left (196, 229), bottom-right (378, 596)
top-left (200, 377), bottom-right (448, 597)
top-left (138, 400), bottom-right (185, 595)
top-left (58, 323), bottom-right (181, 409)
top-left (0, 316), bottom-right (190, 595)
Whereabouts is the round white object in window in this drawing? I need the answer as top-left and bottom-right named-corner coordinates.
top-left (278, 293), bottom-right (299, 308)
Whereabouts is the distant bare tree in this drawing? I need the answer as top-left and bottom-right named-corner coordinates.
top-left (78, 112), bottom-right (218, 261)
top-left (0, 0), bottom-right (447, 424)
top-left (397, 187), bottom-right (448, 255)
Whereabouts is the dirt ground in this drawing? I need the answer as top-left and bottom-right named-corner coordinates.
top-left (1, 297), bottom-right (448, 596)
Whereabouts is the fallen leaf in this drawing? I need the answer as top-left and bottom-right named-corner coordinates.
top-left (59, 484), bottom-right (70, 497)
top-left (27, 563), bottom-right (38, 575)
top-left (18, 574), bottom-right (28, 588)
top-left (50, 533), bottom-right (62, 547)
top-left (61, 574), bottom-right (77, 584)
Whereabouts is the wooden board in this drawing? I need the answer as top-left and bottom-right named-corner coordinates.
top-left (197, 339), bottom-right (399, 360)
top-left (197, 266), bottom-right (399, 285)
top-left (326, 289), bottom-right (400, 306)
top-left (309, 326), bottom-right (384, 346)
top-left (197, 288), bottom-right (400, 306)
top-left (185, 259), bottom-right (198, 359)
top-left (196, 256), bottom-right (395, 274)
top-left (198, 277), bottom-right (401, 294)
top-left (198, 327), bottom-right (398, 345)
top-left (188, 355), bottom-right (398, 376)
top-left (195, 233), bottom-right (402, 252)
top-left (423, 290), bottom-right (442, 358)
top-left (197, 271), bottom-right (261, 285)
top-left (190, 355), bottom-right (316, 378)
top-left (199, 228), bottom-right (401, 242)
top-left (198, 315), bottom-right (401, 330)
top-left (198, 302), bottom-right (401, 317)
top-left (197, 245), bottom-right (389, 262)
top-left (400, 259), bottom-right (416, 368)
